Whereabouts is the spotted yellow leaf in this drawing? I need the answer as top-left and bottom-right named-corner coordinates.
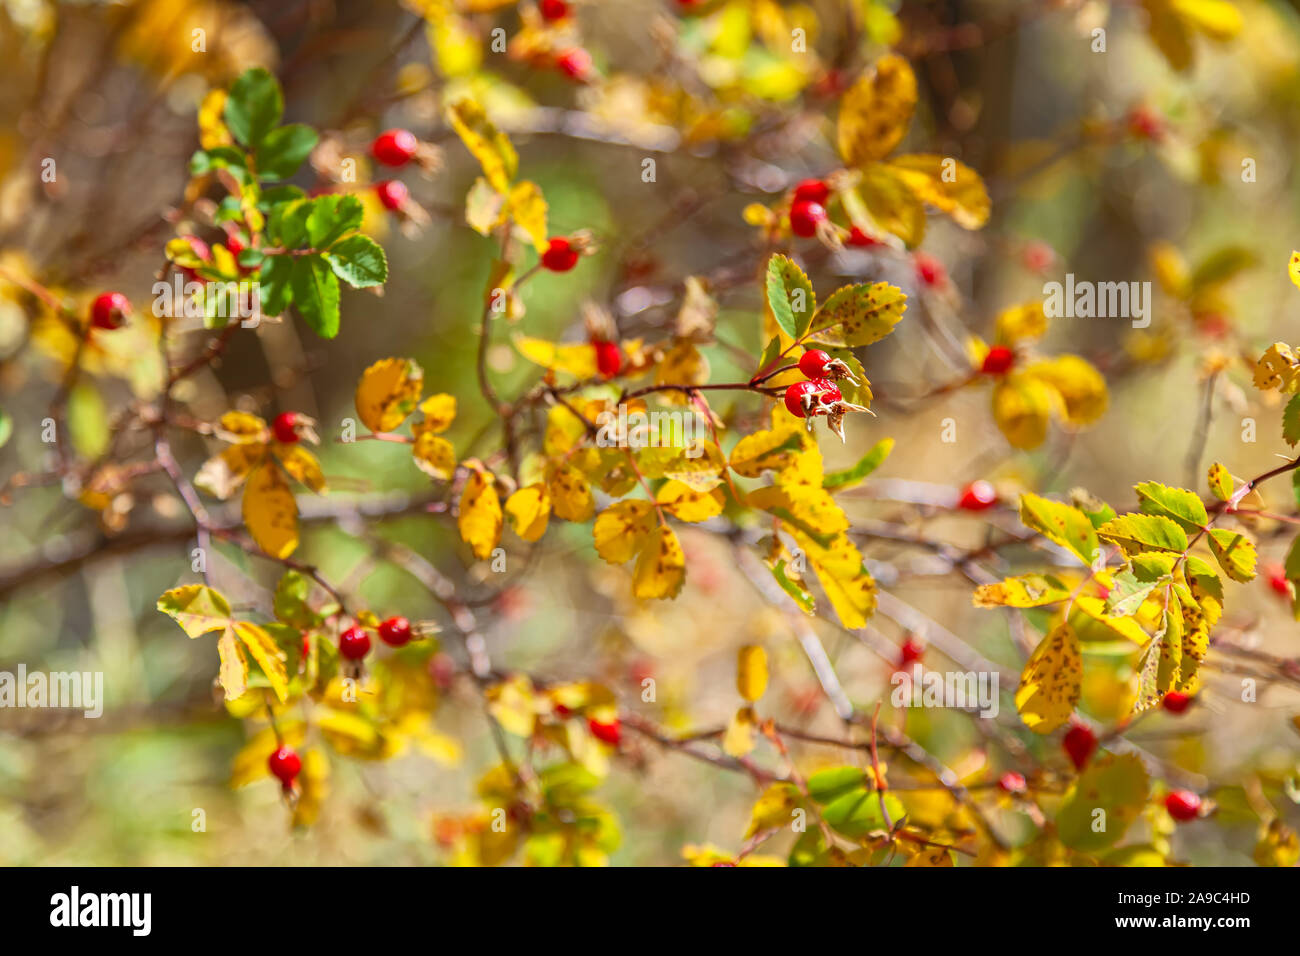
top-left (546, 460), bottom-right (595, 522)
top-left (1015, 622), bottom-right (1082, 733)
top-left (656, 480), bottom-right (724, 522)
top-left (633, 526), bottom-right (686, 600)
top-left (593, 500), bottom-right (658, 564)
top-left (275, 443), bottom-right (326, 493)
top-left (887, 154), bottom-right (990, 230)
top-left (355, 358), bottom-right (424, 433)
top-left (418, 393), bottom-right (457, 433)
top-left (156, 584), bottom-right (233, 637)
top-left (411, 429), bottom-right (456, 480)
top-left (447, 98), bottom-right (518, 193)
top-left (837, 54), bottom-right (917, 167)
top-left (232, 620), bottom-right (289, 703)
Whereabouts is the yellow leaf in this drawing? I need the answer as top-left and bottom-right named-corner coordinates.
top-left (242, 462), bottom-right (299, 559)
top-left (411, 430), bottom-right (456, 480)
top-left (514, 335), bottom-right (599, 380)
top-left (857, 164), bottom-right (927, 247)
top-left (593, 500), bottom-right (657, 564)
top-left (1170, 0), bottom-right (1242, 40)
top-left (195, 443), bottom-right (265, 499)
top-left (1206, 462), bottom-right (1232, 500)
top-left (746, 783), bottom-right (799, 837)
top-left (157, 584), bottom-right (233, 637)
top-left (458, 464), bottom-right (502, 561)
top-left (216, 630), bottom-right (248, 700)
top-left (1026, 355), bottom-right (1108, 427)
top-left (232, 621), bottom-right (289, 703)
top-left (215, 410), bottom-right (268, 443)
top-left (197, 88), bottom-right (231, 150)
top-left (355, 357), bottom-right (424, 433)
top-left (995, 302), bottom-right (1048, 343)
top-left (973, 573), bottom-right (1072, 608)
top-left (736, 645), bottom-right (768, 702)
top-left (657, 480), bottom-right (725, 522)
top-left (1015, 622), bottom-right (1082, 733)
top-left (446, 98), bottom-right (518, 193)
top-left (887, 153), bottom-right (990, 230)
top-left (1253, 342), bottom-right (1300, 393)
top-left (506, 180), bottom-right (548, 249)
top-left (992, 373), bottom-right (1056, 449)
top-left (723, 706), bottom-right (757, 757)
top-left (546, 460), bottom-right (595, 521)
top-left (797, 530), bottom-right (877, 629)
top-left (1019, 493), bottom-right (1101, 567)
top-left (653, 341), bottom-right (710, 399)
top-left (505, 483), bottom-right (550, 541)
top-left (292, 750), bottom-right (330, 827)
top-left (837, 54), bottom-right (916, 166)
top-left (729, 406), bottom-right (807, 477)
top-left (418, 393), bottom-right (457, 433)
top-left (1289, 251), bottom-right (1300, 291)
top-left (633, 525), bottom-right (686, 600)
top-left (275, 444), bottom-right (327, 493)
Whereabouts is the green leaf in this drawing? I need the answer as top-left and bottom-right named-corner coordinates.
top-left (823, 438), bottom-right (894, 490)
top-left (820, 787), bottom-right (906, 837)
top-left (752, 335), bottom-right (784, 381)
top-left (268, 198), bottom-right (312, 249)
top-left (770, 559), bottom-right (814, 614)
top-left (224, 67), bottom-right (283, 148)
top-left (806, 766), bottom-right (866, 803)
top-left (1284, 394), bottom-right (1300, 447)
top-left (324, 234), bottom-right (388, 288)
top-left (1134, 481), bottom-right (1207, 532)
top-left (157, 584), bottom-right (233, 637)
top-left (765, 254), bottom-right (814, 339)
top-left (806, 282), bottom-right (907, 348)
top-left (273, 570), bottom-right (320, 629)
top-left (1056, 754), bottom-right (1149, 852)
top-left (1019, 493), bottom-right (1101, 567)
top-left (1104, 569), bottom-right (1161, 617)
top-left (291, 256), bottom-right (341, 338)
top-left (255, 123), bottom-right (319, 180)
top-left (1097, 513), bottom-right (1188, 556)
top-left (258, 255), bottom-right (294, 316)
top-left (305, 194), bottom-right (364, 250)
top-left (67, 383), bottom-right (109, 459)
top-left (1285, 536), bottom-right (1300, 581)
top-left (0, 407), bottom-right (10, 447)
top-left (1207, 528), bottom-right (1257, 582)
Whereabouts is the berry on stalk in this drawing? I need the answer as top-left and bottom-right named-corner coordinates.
top-left (789, 200), bottom-right (827, 238)
top-left (371, 128), bottom-right (418, 167)
top-left (981, 345), bottom-right (1015, 376)
top-left (541, 236), bottom-right (581, 272)
top-left (1062, 723), bottom-right (1096, 771)
top-left (339, 625), bottom-right (372, 661)
top-left (268, 746), bottom-right (301, 788)
top-left (958, 480), bottom-right (998, 511)
top-left (376, 179), bottom-right (408, 211)
top-left (1165, 790), bottom-right (1202, 822)
top-left (90, 292), bottom-right (131, 330)
top-left (378, 616), bottom-right (412, 647)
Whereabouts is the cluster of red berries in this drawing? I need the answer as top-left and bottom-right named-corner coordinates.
top-left (336, 616), bottom-right (414, 663)
top-left (783, 349), bottom-right (861, 420)
top-left (89, 291), bottom-right (131, 331)
top-left (370, 128), bottom-right (421, 212)
top-left (788, 178), bottom-right (830, 238)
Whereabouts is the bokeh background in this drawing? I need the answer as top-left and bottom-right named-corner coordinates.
top-left (1, 0), bottom-right (1299, 865)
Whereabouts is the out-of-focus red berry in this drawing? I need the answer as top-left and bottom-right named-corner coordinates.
top-left (958, 480), bottom-right (998, 511)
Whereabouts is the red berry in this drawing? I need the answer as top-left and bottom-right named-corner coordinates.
top-left (556, 47), bottom-right (593, 81)
top-left (339, 625), bottom-right (372, 661)
top-left (538, 0), bottom-right (570, 20)
top-left (1062, 724), bottom-right (1096, 771)
top-left (378, 616), bottom-right (412, 647)
top-left (847, 226), bottom-right (880, 248)
top-left (899, 637), bottom-right (924, 666)
top-left (376, 179), bottom-right (408, 211)
top-left (811, 377), bottom-right (841, 404)
top-left (268, 746), bottom-right (301, 787)
top-left (1266, 565), bottom-right (1291, 598)
top-left (1021, 240), bottom-right (1054, 273)
top-left (271, 411), bottom-right (300, 444)
top-left (594, 340), bottom-right (622, 378)
top-left (792, 178), bottom-right (830, 204)
top-left (89, 291), bottom-right (131, 330)
top-left (1162, 691), bottom-right (1192, 714)
top-left (1165, 790), bottom-right (1202, 822)
top-left (784, 379), bottom-right (838, 417)
top-left (958, 480), bottom-right (998, 511)
top-left (1127, 105), bottom-right (1164, 142)
top-left (788, 200), bottom-right (827, 238)
top-left (588, 716), bottom-right (621, 746)
top-left (371, 128), bottom-right (419, 167)
top-left (981, 344), bottom-right (1016, 376)
top-left (541, 236), bottom-right (580, 272)
top-left (797, 349), bottom-right (831, 379)
top-left (914, 252), bottom-right (946, 287)
top-left (998, 771), bottom-right (1027, 795)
